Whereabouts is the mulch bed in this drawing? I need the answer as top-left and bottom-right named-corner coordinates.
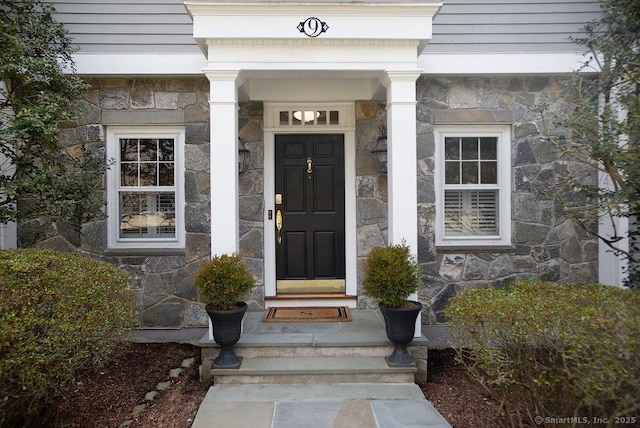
top-left (50, 344), bottom-right (502, 427)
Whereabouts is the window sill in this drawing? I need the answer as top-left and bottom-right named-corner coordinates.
top-left (436, 245), bottom-right (515, 253)
top-left (104, 247), bottom-right (186, 257)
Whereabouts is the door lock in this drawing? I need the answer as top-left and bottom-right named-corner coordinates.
top-left (275, 194), bottom-right (282, 205)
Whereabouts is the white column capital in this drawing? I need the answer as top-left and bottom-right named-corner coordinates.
top-left (381, 69), bottom-right (422, 87)
top-left (205, 70), bottom-right (245, 105)
top-left (382, 70), bottom-right (422, 105)
top-left (203, 69), bottom-right (245, 85)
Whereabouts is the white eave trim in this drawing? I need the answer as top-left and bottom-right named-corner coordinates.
top-left (70, 52), bottom-right (596, 77)
top-left (419, 52), bottom-right (597, 75)
top-left (71, 53), bottom-right (208, 76)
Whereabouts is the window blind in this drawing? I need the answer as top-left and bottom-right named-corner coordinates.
top-left (444, 189), bottom-right (498, 236)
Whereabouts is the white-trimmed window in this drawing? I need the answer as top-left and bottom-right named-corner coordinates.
top-left (435, 126), bottom-right (511, 247)
top-left (106, 126), bottom-right (185, 251)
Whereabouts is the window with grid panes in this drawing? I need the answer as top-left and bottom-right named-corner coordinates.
top-left (435, 126), bottom-right (511, 247)
top-left (106, 127), bottom-right (185, 250)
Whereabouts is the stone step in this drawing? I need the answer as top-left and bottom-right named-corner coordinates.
top-left (198, 311), bottom-right (430, 383)
top-left (207, 356), bottom-right (417, 385)
top-left (201, 342), bottom-right (427, 382)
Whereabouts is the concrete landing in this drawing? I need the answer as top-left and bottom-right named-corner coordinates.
top-left (191, 384), bottom-right (451, 428)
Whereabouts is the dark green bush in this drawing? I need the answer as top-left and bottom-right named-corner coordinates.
top-left (194, 253), bottom-right (256, 310)
top-left (445, 281), bottom-right (640, 427)
top-left (362, 242), bottom-right (421, 307)
top-left (0, 249), bottom-right (135, 427)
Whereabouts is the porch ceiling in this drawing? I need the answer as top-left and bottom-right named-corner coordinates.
top-left (240, 70), bottom-right (386, 102)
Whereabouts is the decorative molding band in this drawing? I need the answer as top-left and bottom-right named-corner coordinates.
top-left (206, 39), bottom-right (419, 48)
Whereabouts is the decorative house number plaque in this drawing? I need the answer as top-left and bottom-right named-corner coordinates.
top-left (297, 17), bottom-right (329, 37)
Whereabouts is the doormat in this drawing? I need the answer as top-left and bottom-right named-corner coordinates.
top-left (262, 306), bottom-right (352, 323)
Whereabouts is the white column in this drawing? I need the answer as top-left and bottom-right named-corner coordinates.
top-left (382, 70), bottom-right (422, 336)
top-left (383, 70), bottom-right (420, 251)
top-left (205, 70), bottom-right (244, 257)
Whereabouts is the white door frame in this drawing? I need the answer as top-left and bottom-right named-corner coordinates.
top-left (263, 102), bottom-right (357, 308)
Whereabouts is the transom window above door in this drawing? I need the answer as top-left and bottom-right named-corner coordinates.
top-left (279, 109), bottom-right (340, 126)
top-left (435, 126), bottom-right (512, 248)
top-left (265, 103), bottom-right (354, 130)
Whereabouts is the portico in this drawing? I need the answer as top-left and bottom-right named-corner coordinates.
top-left (183, 1), bottom-right (443, 335)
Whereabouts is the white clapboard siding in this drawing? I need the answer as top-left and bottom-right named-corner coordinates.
top-left (426, 0), bottom-right (602, 53)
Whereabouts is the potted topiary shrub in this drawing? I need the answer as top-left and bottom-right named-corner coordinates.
top-left (195, 253), bottom-right (256, 369)
top-left (362, 241), bottom-right (422, 366)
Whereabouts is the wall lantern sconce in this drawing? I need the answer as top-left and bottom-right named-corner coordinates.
top-left (371, 136), bottom-right (388, 173)
top-left (238, 138), bottom-right (249, 174)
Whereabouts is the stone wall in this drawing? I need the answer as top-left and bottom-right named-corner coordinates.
top-left (354, 101), bottom-right (389, 309)
top-left (26, 78), bottom-right (215, 328)
top-left (237, 102), bottom-right (266, 311)
top-left (351, 77), bottom-right (598, 324)
top-left (414, 76), bottom-right (598, 324)
top-left (30, 75), bottom-right (598, 328)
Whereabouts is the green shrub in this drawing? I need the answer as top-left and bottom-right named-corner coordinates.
top-left (445, 281), bottom-right (640, 427)
top-left (362, 242), bottom-right (421, 307)
top-left (194, 253), bottom-right (256, 310)
top-left (0, 249), bottom-right (135, 427)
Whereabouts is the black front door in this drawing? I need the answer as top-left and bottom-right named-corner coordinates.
top-left (275, 134), bottom-right (346, 293)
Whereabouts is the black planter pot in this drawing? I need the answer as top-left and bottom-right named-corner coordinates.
top-left (206, 302), bottom-right (248, 369)
top-left (380, 301), bottom-right (423, 366)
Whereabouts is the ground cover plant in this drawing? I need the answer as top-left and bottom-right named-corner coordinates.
top-left (0, 249), bottom-right (135, 427)
top-left (445, 280), bottom-right (640, 427)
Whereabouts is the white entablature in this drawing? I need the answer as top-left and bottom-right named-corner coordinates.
top-left (183, 1), bottom-right (442, 100)
top-left (183, 1), bottom-right (442, 53)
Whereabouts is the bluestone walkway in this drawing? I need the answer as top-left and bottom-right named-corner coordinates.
top-left (191, 310), bottom-right (451, 428)
top-left (192, 383), bottom-right (451, 427)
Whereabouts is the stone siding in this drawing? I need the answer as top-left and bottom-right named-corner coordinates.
top-left (32, 76), bottom-right (598, 328)
top-left (353, 77), bottom-right (598, 324)
top-left (27, 78), bottom-right (215, 328)
top-left (415, 76), bottom-right (598, 323)
top-left (237, 102), bottom-right (266, 311)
